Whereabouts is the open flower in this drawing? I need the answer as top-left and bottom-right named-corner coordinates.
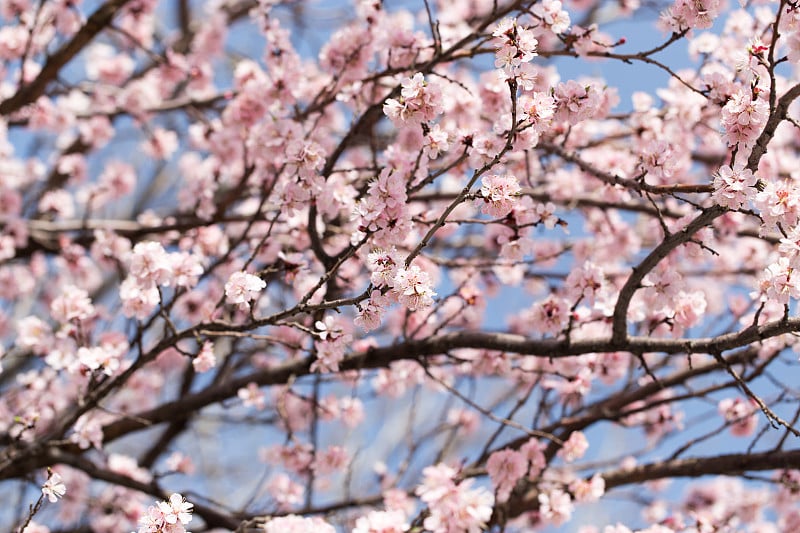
top-left (42, 471), bottom-right (66, 503)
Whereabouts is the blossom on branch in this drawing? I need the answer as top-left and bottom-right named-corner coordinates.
top-left (225, 271), bottom-right (267, 311)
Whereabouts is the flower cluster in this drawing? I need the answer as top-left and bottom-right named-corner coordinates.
top-left (311, 315), bottom-right (353, 372)
top-left (712, 163), bottom-right (758, 210)
top-left (757, 257), bottom-right (800, 305)
top-left (532, 0), bottom-right (571, 34)
top-left (486, 448), bottom-right (527, 503)
top-left (224, 271), bottom-right (267, 311)
top-left (477, 174), bottom-right (521, 218)
top-left (659, 0), bottom-right (723, 31)
top-left (492, 18), bottom-right (539, 78)
top-left (120, 241), bottom-right (203, 320)
top-left (415, 463), bottom-right (494, 533)
top-left (137, 493), bottom-right (193, 533)
top-left (262, 515), bottom-right (335, 533)
top-left (353, 168), bottom-right (413, 247)
top-left (721, 90), bottom-right (769, 150)
top-left (383, 73), bottom-right (443, 127)
top-left (392, 264), bottom-right (437, 311)
top-left (718, 397), bottom-right (759, 437)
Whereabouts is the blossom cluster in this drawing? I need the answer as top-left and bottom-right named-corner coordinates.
top-left (137, 493), bottom-right (193, 533)
top-left (415, 463), bottom-right (494, 533)
top-left (121, 241), bottom-right (204, 320)
top-left (383, 73), bottom-right (444, 127)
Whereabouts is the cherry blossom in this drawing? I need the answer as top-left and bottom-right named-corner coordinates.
top-left (487, 448), bottom-right (527, 503)
top-left (137, 493), bottom-right (193, 533)
top-left (192, 341), bottom-right (216, 373)
top-left (262, 515), bottom-right (335, 533)
top-left (558, 431), bottom-right (589, 463)
top-left (224, 271), bottom-right (267, 310)
top-left (538, 488), bottom-right (574, 526)
top-left (477, 174), bottom-right (521, 218)
top-left (712, 163), bottom-right (758, 210)
top-left (416, 463), bottom-right (494, 533)
top-left (719, 397), bottom-right (759, 437)
top-left (392, 265), bottom-right (437, 311)
top-left (353, 510), bottom-right (409, 533)
top-left (41, 471), bottom-right (66, 503)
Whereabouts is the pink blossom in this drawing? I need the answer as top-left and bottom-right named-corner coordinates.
top-left (192, 341), bottom-right (216, 373)
top-left (416, 463), bottom-right (494, 533)
top-left (565, 261), bottom-right (605, 303)
top-left (570, 474), bottom-right (606, 502)
top-left (39, 190), bottom-right (75, 219)
top-left (532, 0), bottom-right (571, 34)
top-left (477, 174), bottom-right (521, 218)
top-left (313, 445), bottom-right (349, 475)
top-left (261, 442), bottom-right (314, 475)
top-left (224, 271), bottom-right (267, 310)
top-left (263, 515), bottom-right (335, 533)
top-left (392, 265), bottom-right (436, 311)
top-left (528, 294), bottom-right (570, 336)
top-left (538, 488), bottom-right (574, 525)
top-left (495, 44), bottom-right (521, 71)
top-left (754, 179), bottom-right (800, 232)
top-left (487, 448), bottom-right (527, 503)
top-left (447, 408), bottom-right (480, 435)
top-left (16, 316), bottom-right (53, 355)
top-left (424, 124), bottom-right (450, 158)
top-left (42, 471), bottom-right (66, 503)
top-left (108, 453), bottom-right (152, 483)
top-left (266, 473), bottom-right (305, 509)
top-left (170, 252), bottom-right (204, 288)
top-left (120, 276), bottom-right (161, 319)
top-left (718, 397), bottom-right (758, 437)
top-left (70, 414), bottom-right (104, 450)
top-left (353, 510), bottom-right (409, 533)
top-left (721, 91), bottom-right (769, 148)
top-left (157, 493), bottom-right (194, 526)
top-left (339, 397), bottom-right (365, 428)
top-left (77, 345), bottom-right (120, 376)
top-left (521, 91), bottom-right (556, 131)
top-left (86, 44), bottom-right (135, 84)
top-left (137, 493), bottom-right (192, 533)
top-left (521, 438), bottom-right (547, 478)
top-left (554, 80), bottom-right (604, 125)
top-left (670, 290), bottom-right (707, 329)
top-left (354, 291), bottom-right (390, 332)
top-left (558, 431), bottom-right (589, 462)
top-left (165, 451), bottom-right (195, 474)
top-left (96, 161), bottom-right (136, 203)
top-left (238, 382), bottom-right (266, 410)
top-left (383, 73), bottom-right (443, 126)
top-left (367, 247), bottom-right (400, 288)
top-left (129, 241), bottom-right (173, 287)
top-left (712, 163), bottom-right (758, 210)
top-left (312, 319), bottom-right (352, 373)
top-left (757, 257), bottom-right (800, 305)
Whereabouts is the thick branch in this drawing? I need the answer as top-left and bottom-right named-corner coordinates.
top-left (611, 204), bottom-right (725, 343)
top-left (93, 315), bottom-right (800, 448)
top-left (508, 449), bottom-right (800, 519)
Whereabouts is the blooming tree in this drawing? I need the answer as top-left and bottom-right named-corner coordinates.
top-left (3, 0), bottom-right (800, 531)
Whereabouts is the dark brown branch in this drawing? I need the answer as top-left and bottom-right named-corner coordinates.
top-left (507, 448), bottom-right (800, 519)
top-left (47, 449), bottom-right (240, 530)
top-left (89, 315), bottom-right (800, 450)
